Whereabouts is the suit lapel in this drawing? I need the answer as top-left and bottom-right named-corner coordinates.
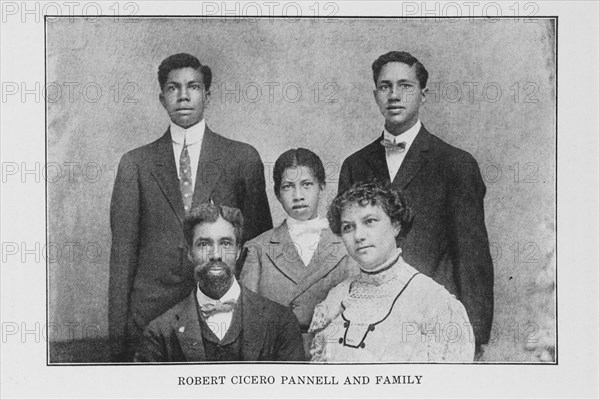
top-left (192, 126), bottom-right (223, 207)
top-left (264, 222), bottom-right (308, 284)
top-left (288, 228), bottom-right (346, 302)
top-left (240, 287), bottom-right (266, 361)
top-left (174, 292), bottom-right (206, 361)
top-left (393, 126), bottom-right (430, 189)
top-left (149, 129), bottom-right (186, 226)
top-left (363, 136), bottom-right (391, 184)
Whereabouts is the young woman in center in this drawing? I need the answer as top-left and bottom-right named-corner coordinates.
top-left (240, 148), bottom-right (359, 356)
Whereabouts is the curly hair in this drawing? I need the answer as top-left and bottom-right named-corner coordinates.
top-left (157, 53), bottom-right (213, 92)
top-left (327, 181), bottom-right (414, 238)
top-left (183, 203), bottom-right (244, 247)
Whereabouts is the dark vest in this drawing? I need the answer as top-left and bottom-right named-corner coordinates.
top-left (196, 299), bottom-right (243, 361)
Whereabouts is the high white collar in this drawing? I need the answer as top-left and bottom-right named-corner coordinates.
top-left (170, 119), bottom-right (206, 145)
top-left (383, 119), bottom-right (421, 145)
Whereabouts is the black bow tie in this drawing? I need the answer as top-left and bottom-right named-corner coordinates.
top-left (380, 139), bottom-right (407, 151)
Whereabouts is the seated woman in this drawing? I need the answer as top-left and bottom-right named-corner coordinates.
top-left (309, 181), bottom-right (474, 362)
top-left (240, 148), bottom-right (359, 356)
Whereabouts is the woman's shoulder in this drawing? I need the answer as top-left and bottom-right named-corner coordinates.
top-left (402, 261), bottom-right (462, 305)
top-left (327, 275), bottom-right (356, 298)
top-left (397, 266), bottom-right (470, 328)
top-left (312, 275), bottom-right (357, 312)
top-left (309, 275), bottom-right (356, 334)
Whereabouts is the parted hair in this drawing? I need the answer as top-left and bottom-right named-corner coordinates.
top-left (183, 204), bottom-right (244, 247)
top-left (327, 181), bottom-right (414, 238)
top-left (158, 53), bottom-right (213, 92)
top-left (372, 51), bottom-right (429, 89)
top-left (273, 148), bottom-right (326, 196)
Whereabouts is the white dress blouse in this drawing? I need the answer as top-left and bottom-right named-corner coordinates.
top-left (309, 255), bottom-right (475, 362)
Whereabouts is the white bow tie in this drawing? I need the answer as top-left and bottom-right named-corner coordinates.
top-left (287, 218), bottom-right (329, 236)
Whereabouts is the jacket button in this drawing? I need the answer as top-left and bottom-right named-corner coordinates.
top-left (369, 324), bottom-right (375, 331)
top-left (343, 322), bottom-right (349, 328)
top-left (360, 342), bottom-right (366, 349)
top-left (338, 338), bottom-right (343, 344)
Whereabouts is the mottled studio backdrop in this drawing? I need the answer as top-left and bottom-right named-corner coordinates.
top-left (47, 17), bottom-right (556, 362)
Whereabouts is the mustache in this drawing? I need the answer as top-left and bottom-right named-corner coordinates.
top-left (194, 260), bottom-right (232, 281)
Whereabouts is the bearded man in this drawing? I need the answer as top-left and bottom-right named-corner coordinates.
top-left (134, 204), bottom-right (304, 362)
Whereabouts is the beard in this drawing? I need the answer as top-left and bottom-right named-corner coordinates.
top-left (194, 260), bottom-right (234, 298)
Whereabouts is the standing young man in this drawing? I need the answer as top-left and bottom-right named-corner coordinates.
top-left (109, 53), bottom-right (272, 361)
top-left (338, 51), bottom-right (494, 356)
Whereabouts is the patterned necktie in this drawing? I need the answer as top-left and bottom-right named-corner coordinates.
top-left (179, 138), bottom-right (193, 214)
top-left (380, 139), bottom-right (407, 152)
top-left (200, 300), bottom-right (237, 319)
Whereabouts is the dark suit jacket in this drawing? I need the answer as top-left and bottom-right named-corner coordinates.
top-left (134, 285), bottom-right (306, 362)
top-left (109, 126), bottom-right (272, 360)
top-left (240, 222), bottom-right (360, 328)
top-left (338, 126), bottom-right (494, 346)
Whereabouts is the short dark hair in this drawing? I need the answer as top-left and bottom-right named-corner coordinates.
top-left (183, 204), bottom-right (244, 247)
top-left (157, 53), bottom-right (213, 92)
top-left (327, 181), bottom-right (414, 238)
top-left (273, 148), bottom-right (326, 196)
top-left (372, 51), bottom-right (429, 89)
